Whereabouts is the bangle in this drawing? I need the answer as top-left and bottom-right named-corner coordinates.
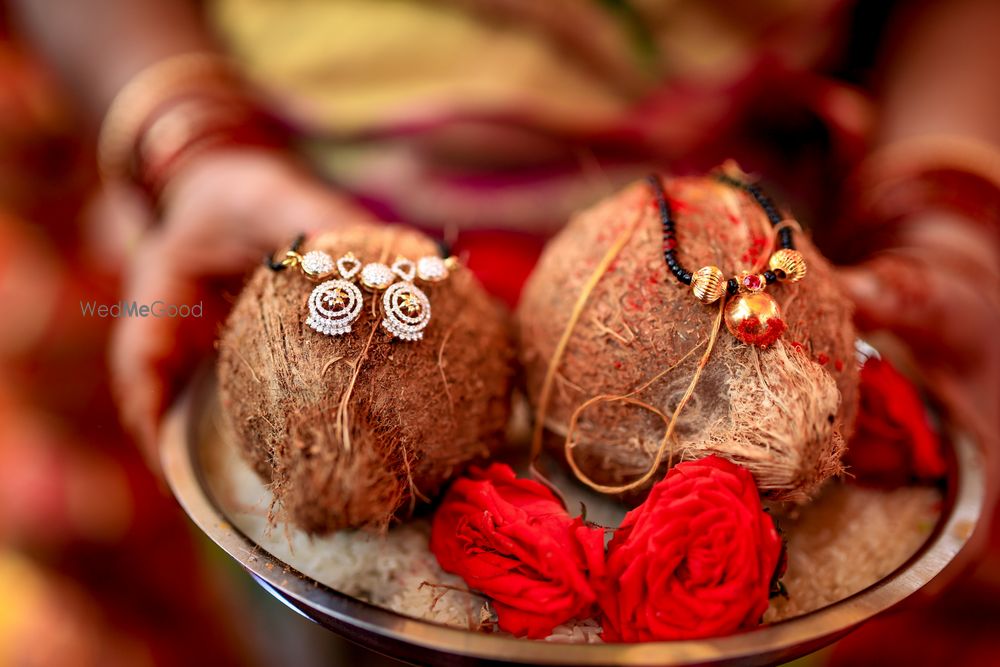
top-left (848, 134), bottom-right (1000, 243)
top-left (97, 52), bottom-right (237, 182)
top-left (98, 51), bottom-right (287, 206)
top-left (133, 94), bottom-right (286, 203)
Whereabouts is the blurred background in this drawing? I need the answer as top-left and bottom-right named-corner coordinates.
top-left (1, 0), bottom-right (998, 665)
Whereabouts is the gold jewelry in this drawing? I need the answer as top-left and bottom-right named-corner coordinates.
top-left (768, 248), bottom-right (807, 283)
top-left (379, 255), bottom-right (458, 341)
top-left (97, 52), bottom-right (238, 181)
top-left (690, 266), bottom-right (726, 304)
top-left (268, 238), bottom-right (460, 342)
top-left (650, 171), bottom-right (807, 348)
top-left (279, 247), bottom-right (365, 337)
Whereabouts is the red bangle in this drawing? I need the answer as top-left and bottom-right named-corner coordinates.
top-left (132, 93), bottom-right (288, 204)
top-left (97, 52), bottom-right (290, 208)
top-left (97, 53), bottom-right (237, 181)
top-left (847, 135), bottom-right (1000, 247)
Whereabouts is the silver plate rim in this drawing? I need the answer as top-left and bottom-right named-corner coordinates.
top-left (161, 373), bottom-right (985, 666)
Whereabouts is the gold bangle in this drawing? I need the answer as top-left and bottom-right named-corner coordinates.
top-left (856, 134), bottom-right (1000, 189)
top-left (97, 52), bottom-right (238, 182)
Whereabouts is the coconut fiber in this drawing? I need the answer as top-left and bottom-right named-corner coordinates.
top-left (217, 225), bottom-right (514, 533)
top-left (517, 174), bottom-right (859, 502)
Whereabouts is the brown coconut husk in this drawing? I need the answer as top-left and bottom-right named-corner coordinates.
top-left (217, 224), bottom-right (515, 533)
top-left (517, 173), bottom-right (859, 502)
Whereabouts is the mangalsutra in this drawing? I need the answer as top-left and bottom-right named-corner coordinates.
top-left (267, 235), bottom-right (458, 342)
top-left (649, 172), bottom-right (807, 347)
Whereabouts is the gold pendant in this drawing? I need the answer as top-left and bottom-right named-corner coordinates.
top-left (724, 292), bottom-right (786, 348)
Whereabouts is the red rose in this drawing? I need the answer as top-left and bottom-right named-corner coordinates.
top-left (599, 456), bottom-right (782, 642)
top-left (844, 358), bottom-right (946, 486)
top-left (430, 463), bottom-right (606, 638)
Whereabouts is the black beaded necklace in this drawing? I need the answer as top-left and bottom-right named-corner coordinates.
top-left (648, 172), bottom-right (807, 347)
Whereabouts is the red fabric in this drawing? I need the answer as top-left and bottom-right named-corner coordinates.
top-left (0, 42), bottom-right (249, 663)
top-left (830, 587), bottom-right (1000, 667)
top-left (599, 456), bottom-right (783, 642)
top-left (844, 358), bottom-right (946, 487)
top-left (453, 230), bottom-right (546, 308)
top-left (430, 463), bottom-right (606, 638)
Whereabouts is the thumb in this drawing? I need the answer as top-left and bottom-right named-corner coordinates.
top-left (838, 257), bottom-right (914, 333)
top-left (839, 254), bottom-right (987, 368)
top-left (838, 265), bottom-right (878, 323)
top-left (258, 181), bottom-right (379, 251)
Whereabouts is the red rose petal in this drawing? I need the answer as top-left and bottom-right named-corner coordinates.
top-left (430, 463), bottom-right (606, 639)
top-left (598, 456), bottom-right (783, 642)
top-left (845, 358), bottom-right (946, 486)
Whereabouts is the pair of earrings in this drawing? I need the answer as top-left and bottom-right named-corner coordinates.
top-left (275, 244), bottom-right (456, 342)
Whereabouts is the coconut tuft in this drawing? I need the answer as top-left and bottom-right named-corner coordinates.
top-left (217, 224), bottom-right (515, 533)
top-left (517, 174), bottom-right (858, 502)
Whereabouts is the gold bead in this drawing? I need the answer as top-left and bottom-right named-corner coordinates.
top-left (691, 265), bottom-right (726, 303)
top-left (724, 292), bottom-right (786, 347)
top-left (768, 249), bottom-right (807, 283)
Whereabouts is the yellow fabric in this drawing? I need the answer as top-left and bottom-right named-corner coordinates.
top-left (210, 0), bottom-right (844, 136)
top-left (0, 552), bottom-right (46, 662)
top-left (211, 0), bottom-right (634, 135)
top-left (632, 0), bottom-right (836, 77)
top-left (206, 0), bottom-right (848, 230)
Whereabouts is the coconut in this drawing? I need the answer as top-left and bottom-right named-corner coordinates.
top-left (517, 174), bottom-right (858, 502)
top-left (217, 224), bottom-right (514, 533)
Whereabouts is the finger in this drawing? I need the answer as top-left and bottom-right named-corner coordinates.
top-left (109, 233), bottom-right (212, 471)
top-left (839, 257), bottom-right (918, 333)
top-left (161, 149), bottom-right (377, 259)
top-left (839, 255), bottom-right (986, 367)
top-left (261, 180), bottom-right (378, 246)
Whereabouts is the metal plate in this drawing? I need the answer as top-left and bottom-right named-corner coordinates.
top-left (161, 374), bottom-right (985, 666)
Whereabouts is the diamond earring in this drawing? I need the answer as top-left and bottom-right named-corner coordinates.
top-left (266, 237), bottom-right (460, 343)
top-left (380, 254), bottom-right (457, 341)
top-left (303, 251), bottom-right (365, 336)
top-left (380, 257), bottom-right (430, 341)
top-left (267, 243), bottom-right (367, 338)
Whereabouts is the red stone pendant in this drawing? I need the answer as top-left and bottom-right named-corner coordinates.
top-left (724, 292), bottom-right (786, 347)
top-left (741, 273), bottom-right (765, 292)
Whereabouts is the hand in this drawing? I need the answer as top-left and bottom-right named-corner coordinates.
top-left (839, 212), bottom-right (1000, 565)
top-left (109, 148), bottom-right (376, 469)
top-left (839, 213), bottom-right (999, 428)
